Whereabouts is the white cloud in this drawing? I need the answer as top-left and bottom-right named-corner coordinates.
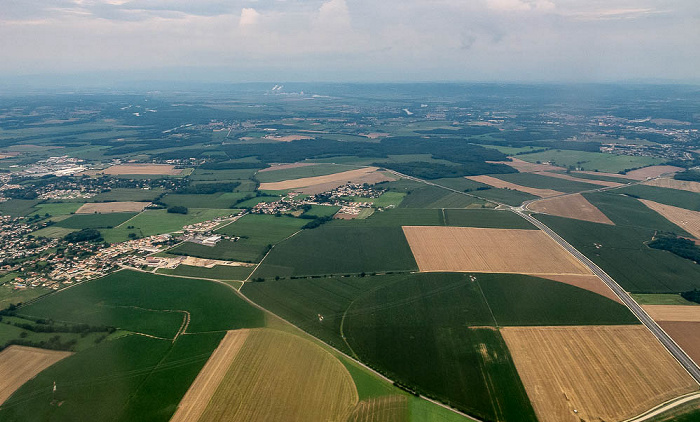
top-left (239, 8), bottom-right (260, 26)
top-left (486, 0), bottom-right (555, 12)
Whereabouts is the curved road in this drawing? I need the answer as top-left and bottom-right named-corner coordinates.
top-left (514, 209), bottom-right (700, 383)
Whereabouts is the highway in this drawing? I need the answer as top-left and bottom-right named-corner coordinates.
top-left (514, 209), bottom-right (700, 384)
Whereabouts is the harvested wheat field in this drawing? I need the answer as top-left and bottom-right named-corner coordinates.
top-left (534, 171), bottom-right (623, 187)
top-left (0, 345), bottom-right (73, 405)
top-left (259, 167), bottom-right (395, 194)
top-left (640, 199), bottom-right (700, 239)
top-left (625, 165), bottom-right (684, 180)
top-left (467, 175), bottom-right (563, 198)
top-left (171, 330), bottom-right (251, 422)
top-left (539, 274), bottom-right (621, 303)
top-left (489, 157), bottom-right (566, 173)
top-left (659, 322), bottom-right (700, 366)
top-left (644, 178), bottom-right (700, 193)
top-left (528, 194), bottom-right (614, 225)
top-left (402, 226), bottom-right (591, 275)
top-left (102, 164), bottom-right (183, 175)
top-left (76, 201), bottom-right (150, 214)
top-left (347, 395), bottom-right (408, 422)
top-left (258, 162), bottom-right (317, 172)
top-left (643, 305), bottom-right (700, 322)
top-left (501, 325), bottom-right (698, 422)
top-left (195, 328), bottom-right (357, 422)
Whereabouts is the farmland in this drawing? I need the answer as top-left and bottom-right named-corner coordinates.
top-left (102, 164), bottom-right (183, 175)
top-left (617, 184), bottom-right (700, 211)
top-left (528, 193), bottom-right (614, 225)
top-left (75, 201), bottom-right (150, 214)
top-left (532, 171), bottom-right (623, 187)
top-left (398, 185), bottom-right (485, 208)
top-left (442, 209), bottom-right (536, 229)
top-left (640, 199), bottom-right (700, 238)
top-left (255, 163), bottom-right (360, 183)
top-left (402, 226), bottom-right (591, 275)
top-left (56, 212), bottom-right (137, 229)
top-left (645, 178), bottom-right (700, 193)
top-left (492, 172), bottom-right (601, 193)
top-left (502, 325), bottom-right (698, 422)
top-left (0, 346), bottom-right (72, 405)
top-left (157, 264), bottom-right (253, 281)
top-left (196, 329), bottom-right (358, 422)
top-left (515, 149), bottom-right (664, 173)
top-left (160, 192), bottom-right (250, 209)
top-left (258, 167), bottom-right (395, 194)
top-left (467, 175), bottom-right (562, 197)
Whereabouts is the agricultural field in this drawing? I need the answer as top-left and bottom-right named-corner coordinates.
top-left (89, 188), bottom-right (165, 202)
top-left (252, 224), bottom-right (418, 278)
top-left (101, 164), bottom-right (183, 175)
top-left (301, 204), bottom-right (341, 218)
top-left (258, 167), bottom-right (395, 194)
top-left (617, 184), bottom-right (700, 211)
top-left (643, 305), bottom-right (700, 322)
top-left (657, 322), bottom-right (700, 368)
top-left (347, 395), bottom-right (408, 422)
top-left (632, 294), bottom-right (699, 306)
top-left (492, 172), bottom-right (602, 193)
top-left (532, 171), bottom-right (623, 187)
top-left (75, 201), bottom-right (149, 214)
top-left (255, 163), bottom-right (360, 183)
top-left (353, 191), bottom-right (406, 208)
top-left (160, 192), bottom-right (251, 209)
top-left (539, 274), bottom-right (621, 303)
top-left (0, 346), bottom-right (72, 405)
top-left (34, 202), bottom-right (82, 216)
top-left (645, 178), bottom-right (700, 193)
top-left (402, 226), bottom-right (591, 275)
top-left (157, 264), bottom-right (253, 281)
top-left (467, 175), bottom-right (562, 197)
top-left (528, 193), bottom-right (614, 224)
top-left (640, 199), bottom-right (700, 238)
top-left (194, 329), bottom-right (358, 422)
top-left (472, 187), bottom-right (539, 206)
top-left (398, 185), bottom-right (486, 208)
top-left (101, 208), bottom-right (236, 243)
top-left (55, 212), bottom-right (137, 229)
top-left (30, 225), bottom-right (77, 238)
top-left (625, 165), bottom-right (684, 180)
top-left (442, 209), bottom-right (536, 229)
top-left (515, 149), bottom-right (664, 173)
top-left (0, 199), bottom-right (41, 217)
top-left (501, 325), bottom-right (698, 422)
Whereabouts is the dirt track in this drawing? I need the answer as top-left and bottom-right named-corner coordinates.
top-left (0, 345), bottom-right (73, 405)
top-left (402, 226), bottom-right (591, 275)
top-left (502, 325), bottom-right (698, 422)
top-left (529, 193), bottom-right (614, 225)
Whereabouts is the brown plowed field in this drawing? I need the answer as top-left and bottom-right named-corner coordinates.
top-left (625, 165), bottom-right (684, 180)
top-left (76, 201), bottom-right (150, 214)
top-left (528, 194), bottom-right (614, 225)
top-left (259, 167), bottom-right (395, 194)
top-left (501, 325), bottom-right (698, 422)
top-left (534, 171), bottom-right (623, 187)
top-left (258, 163), bottom-right (317, 172)
top-left (402, 226), bottom-right (591, 275)
top-left (488, 157), bottom-right (566, 173)
top-left (0, 345), bottom-right (73, 405)
top-left (347, 395), bottom-right (408, 422)
top-left (659, 322), bottom-right (700, 366)
top-left (196, 328), bottom-right (357, 422)
top-left (539, 274), bottom-right (621, 303)
top-left (170, 329), bottom-right (251, 422)
top-left (640, 199), bottom-right (700, 238)
top-left (644, 178), bottom-right (700, 193)
top-left (102, 164), bottom-right (183, 175)
top-left (466, 175), bottom-right (563, 198)
top-left (643, 305), bottom-right (700, 322)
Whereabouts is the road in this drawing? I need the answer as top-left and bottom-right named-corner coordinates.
top-left (514, 209), bottom-right (700, 384)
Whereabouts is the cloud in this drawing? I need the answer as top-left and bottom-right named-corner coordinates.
top-left (315, 0), bottom-right (351, 30)
top-left (486, 0), bottom-right (555, 12)
top-left (239, 8), bottom-right (260, 26)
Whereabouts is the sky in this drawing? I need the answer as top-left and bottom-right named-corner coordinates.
top-left (1, 0), bottom-right (699, 84)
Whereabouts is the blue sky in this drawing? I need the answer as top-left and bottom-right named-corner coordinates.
top-left (1, 0), bottom-right (698, 83)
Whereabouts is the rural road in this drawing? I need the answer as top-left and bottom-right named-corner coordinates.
top-left (514, 209), bottom-right (700, 384)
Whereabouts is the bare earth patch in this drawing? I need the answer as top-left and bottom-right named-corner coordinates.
top-left (539, 274), bottom-right (621, 303)
top-left (643, 305), bottom-right (700, 322)
top-left (501, 325), bottom-right (698, 422)
top-left (258, 163), bottom-right (317, 173)
top-left (644, 178), bottom-right (700, 193)
top-left (102, 164), bottom-right (182, 175)
top-left (181, 256), bottom-right (254, 268)
top-left (170, 329), bottom-right (251, 422)
top-left (658, 322), bottom-right (700, 367)
top-left (534, 171), bottom-right (623, 187)
top-left (0, 345), bottom-right (73, 405)
top-left (488, 157), bottom-right (566, 173)
top-left (625, 165), bottom-right (684, 180)
top-left (402, 226), bottom-right (591, 275)
top-left (639, 199), bottom-right (700, 239)
top-left (528, 193), bottom-right (614, 225)
top-left (259, 167), bottom-right (395, 194)
top-left (75, 201), bottom-right (150, 214)
top-left (467, 175), bottom-right (563, 198)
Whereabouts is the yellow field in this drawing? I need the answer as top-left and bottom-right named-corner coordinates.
top-left (402, 226), bottom-right (591, 275)
top-left (644, 178), bottom-right (700, 193)
top-left (640, 199), bottom-right (700, 239)
top-left (501, 325), bottom-right (698, 422)
top-left (0, 345), bottom-right (73, 405)
top-left (195, 328), bottom-right (358, 422)
top-left (528, 193), bottom-right (614, 225)
top-left (643, 305), bottom-right (700, 322)
top-left (259, 167), bottom-right (394, 194)
top-left (102, 164), bottom-right (182, 175)
top-left (467, 175), bottom-right (563, 197)
top-left (347, 395), bottom-right (408, 422)
top-left (625, 165), bottom-right (684, 180)
top-left (76, 201), bottom-right (150, 214)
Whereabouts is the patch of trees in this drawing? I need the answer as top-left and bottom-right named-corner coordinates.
top-left (1, 336), bottom-right (78, 352)
top-left (64, 228), bottom-right (103, 243)
top-left (681, 289), bottom-right (700, 305)
top-left (167, 206), bottom-right (188, 214)
top-left (648, 233), bottom-right (700, 263)
top-left (302, 216), bottom-right (333, 229)
top-left (675, 170), bottom-right (700, 182)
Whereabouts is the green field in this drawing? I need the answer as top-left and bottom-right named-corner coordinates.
top-left (617, 184), bottom-right (700, 211)
top-left (56, 212), bottom-right (137, 229)
top-left (349, 208), bottom-right (445, 226)
top-left (443, 209), bottom-right (535, 229)
top-left (537, 192), bottom-right (700, 293)
top-left (31, 225), bottom-right (77, 238)
top-left (481, 145), bottom-right (550, 155)
top-left (252, 224), bottom-right (418, 278)
top-left (255, 164), bottom-right (360, 183)
top-left (348, 191), bottom-right (406, 208)
top-left (301, 204), bottom-right (341, 218)
top-left (233, 195), bottom-right (282, 208)
top-left (160, 192), bottom-right (250, 209)
top-left (398, 185), bottom-right (484, 208)
top-left (492, 172), bottom-right (601, 193)
top-left (0, 284), bottom-right (49, 309)
top-left (35, 202), bottom-right (82, 216)
top-left (472, 187), bottom-right (538, 206)
top-left (157, 264), bottom-right (254, 281)
top-left (101, 208), bottom-right (236, 243)
top-left (190, 168), bottom-right (259, 182)
top-left (167, 239), bottom-right (262, 263)
top-left (0, 199), bottom-right (41, 217)
top-left (90, 188), bottom-right (165, 202)
top-left (517, 150), bottom-right (663, 173)
top-left (631, 294), bottom-right (700, 306)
